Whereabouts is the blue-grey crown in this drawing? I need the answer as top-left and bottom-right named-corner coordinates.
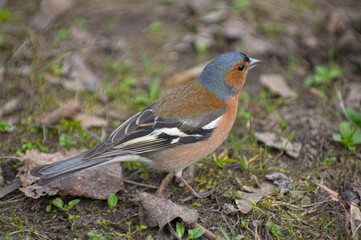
top-left (198, 52), bottom-right (250, 100)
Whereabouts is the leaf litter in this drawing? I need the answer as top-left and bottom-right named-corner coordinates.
top-left (18, 149), bottom-right (124, 200)
top-left (136, 192), bottom-right (198, 229)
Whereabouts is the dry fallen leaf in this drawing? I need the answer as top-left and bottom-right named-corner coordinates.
top-left (315, 183), bottom-right (340, 202)
top-left (62, 53), bottom-right (100, 93)
top-left (350, 205), bottom-right (361, 240)
top-left (70, 25), bottom-right (115, 50)
top-left (235, 182), bottom-right (275, 214)
top-left (221, 18), bottom-right (244, 40)
top-left (166, 62), bottom-right (209, 86)
top-left (0, 97), bottom-right (23, 117)
top-left (73, 113), bottom-right (107, 128)
top-left (265, 172), bottom-right (294, 194)
top-left (18, 149), bottom-right (124, 200)
top-left (241, 32), bottom-right (278, 56)
top-left (44, 72), bottom-right (85, 92)
top-left (222, 203), bottom-right (238, 214)
top-left (69, 25), bottom-right (95, 45)
top-left (30, 0), bottom-right (75, 31)
top-left (254, 132), bottom-right (302, 159)
top-left (259, 74), bottom-right (297, 98)
top-left (136, 192), bottom-right (198, 229)
top-left (37, 99), bottom-right (80, 125)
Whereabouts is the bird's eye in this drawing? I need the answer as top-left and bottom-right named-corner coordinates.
top-left (237, 65), bottom-right (245, 71)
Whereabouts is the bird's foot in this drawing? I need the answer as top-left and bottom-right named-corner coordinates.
top-left (178, 176), bottom-right (216, 201)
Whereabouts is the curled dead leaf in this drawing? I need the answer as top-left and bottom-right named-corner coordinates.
top-left (136, 192), bottom-right (198, 229)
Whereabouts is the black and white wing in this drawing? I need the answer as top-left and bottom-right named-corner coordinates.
top-left (83, 103), bottom-right (225, 160)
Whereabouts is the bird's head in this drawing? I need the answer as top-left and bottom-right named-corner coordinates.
top-left (198, 52), bottom-right (261, 100)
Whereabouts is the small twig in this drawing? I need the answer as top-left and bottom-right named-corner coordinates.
top-left (122, 179), bottom-right (159, 189)
top-left (82, 127), bottom-right (101, 140)
top-left (168, 222), bottom-right (181, 240)
top-left (271, 200), bottom-right (328, 209)
top-left (192, 223), bottom-right (224, 240)
top-left (0, 156), bottom-right (21, 160)
top-left (42, 125), bottom-right (48, 144)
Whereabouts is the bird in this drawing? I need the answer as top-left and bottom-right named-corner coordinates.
top-left (30, 52), bottom-right (261, 198)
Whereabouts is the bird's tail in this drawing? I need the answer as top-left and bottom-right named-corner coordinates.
top-left (30, 154), bottom-right (112, 186)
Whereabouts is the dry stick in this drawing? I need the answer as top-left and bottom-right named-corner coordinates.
top-left (0, 156), bottom-right (21, 160)
top-left (167, 222), bottom-right (181, 240)
top-left (122, 178), bottom-right (159, 189)
top-left (192, 223), bottom-right (224, 240)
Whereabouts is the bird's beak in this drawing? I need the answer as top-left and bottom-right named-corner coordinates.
top-left (248, 58), bottom-right (262, 70)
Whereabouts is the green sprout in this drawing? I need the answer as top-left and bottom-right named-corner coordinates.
top-left (333, 121), bottom-right (361, 151)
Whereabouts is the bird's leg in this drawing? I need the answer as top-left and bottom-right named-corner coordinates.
top-left (178, 176), bottom-right (216, 198)
top-left (156, 172), bottom-right (174, 198)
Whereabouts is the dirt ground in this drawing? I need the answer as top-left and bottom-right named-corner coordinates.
top-left (1, 0), bottom-right (361, 239)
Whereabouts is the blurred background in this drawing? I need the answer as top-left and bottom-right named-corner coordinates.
top-left (0, 0), bottom-right (361, 239)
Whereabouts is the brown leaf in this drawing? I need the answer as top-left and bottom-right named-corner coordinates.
top-left (62, 53), bottom-right (100, 93)
top-left (37, 100), bottom-right (80, 125)
top-left (73, 113), bottom-right (107, 128)
top-left (166, 62), bottom-right (208, 86)
top-left (0, 97), bottom-right (23, 117)
top-left (259, 74), bottom-right (297, 98)
top-left (43, 73), bottom-right (85, 92)
top-left (350, 205), bottom-right (361, 240)
top-left (221, 18), bottom-right (244, 40)
top-left (235, 182), bottom-right (275, 214)
top-left (241, 32), bottom-right (278, 56)
top-left (254, 132), bottom-right (302, 159)
top-left (30, 0), bottom-right (75, 31)
top-left (136, 192), bottom-right (198, 229)
top-left (69, 25), bottom-right (95, 45)
top-left (315, 183), bottom-right (339, 202)
top-left (18, 149), bottom-right (124, 200)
